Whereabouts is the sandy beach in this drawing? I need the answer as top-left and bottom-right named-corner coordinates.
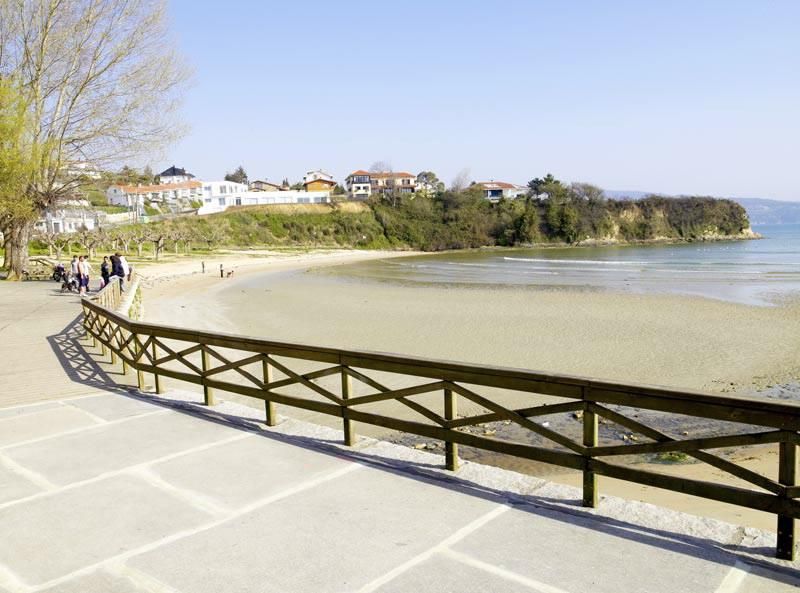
top-left (140, 248), bottom-right (800, 531)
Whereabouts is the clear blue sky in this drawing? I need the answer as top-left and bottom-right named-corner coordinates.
top-left (165, 0), bottom-right (799, 201)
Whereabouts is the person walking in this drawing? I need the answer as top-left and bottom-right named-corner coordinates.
top-left (77, 256), bottom-right (88, 295)
top-left (111, 253), bottom-right (125, 291)
top-left (100, 256), bottom-right (110, 288)
top-left (82, 256), bottom-right (93, 293)
top-left (120, 254), bottom-right (131, 283)
top-left (70, 255), bottom-right (79, 277)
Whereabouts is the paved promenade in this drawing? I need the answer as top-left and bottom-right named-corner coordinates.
top-left (0, 281), bottom-right (798, 592)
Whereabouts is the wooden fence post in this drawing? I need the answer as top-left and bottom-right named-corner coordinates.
top-left (134, 336), bottom-right (145, 391)
top-left (777, 439), bottom-right (797, 560)
top-left (341, 369), bottom-right (355, 446)
top-left (583, 397), bottom-right (598, 508)
top-left (262, 357), bottom-right (276, 426)
top-left (444, 387), bottom-right (458, 471)
top-left (201, 347), bottom-right (215, 406)
top-left (152, 340), bottom-right (162, 394)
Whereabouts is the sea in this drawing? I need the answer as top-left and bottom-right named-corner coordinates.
top-left (327, 224), bottom-right (800, 307)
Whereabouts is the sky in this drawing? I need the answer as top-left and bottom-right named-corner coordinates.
top-left (164, 0), bottom-right (800, 201)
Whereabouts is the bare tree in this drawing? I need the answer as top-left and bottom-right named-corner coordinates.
top-left (34, 229), bottom-right (69, 260)
top-left (146, 225), bottom-right (166, 261)
top-left (369, 161), bottom-right (392, 173)
top-left (130, 226), bottom-right (150, 258)
top-left (0, 0), bottom-right (191, 279)
top-left (450, 168), bottom-right (472, 192)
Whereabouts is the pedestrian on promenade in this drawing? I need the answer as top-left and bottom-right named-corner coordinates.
top-left (77, 256), bottom-right (92, 295)
top-left (100, 256), bottom-right (110, 288)
top-left (120, 254), bottom-right (131, 282)
top-left (111, 253), bottom-right (125, 291)
top-left (201, 261), bottom-right (205, 274)
top-left (70, 255), bottom-right (79, 277)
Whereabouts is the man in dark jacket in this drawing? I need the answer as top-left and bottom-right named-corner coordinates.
top-left (111, 253), bottom-right (125, 291)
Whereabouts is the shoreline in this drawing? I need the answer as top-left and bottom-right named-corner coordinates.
top-left (139, 248), bottom-right (800, 531)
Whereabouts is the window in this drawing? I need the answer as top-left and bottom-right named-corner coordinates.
top-left (204, 185), bottom-right (211, 191)
top-left (235, 197), bottom-right (242, 206)
top-left (297, 197), bottom-right (310, 204)
top-left (218, 198), bottom-right (226, 206)
top-left (402, 178), bottom-right (411, 185)
top-left (205, 198), bottom-right (211, 203)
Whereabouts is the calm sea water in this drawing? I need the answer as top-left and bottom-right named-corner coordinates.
top-left (328, 224), bottom-right (800, 306)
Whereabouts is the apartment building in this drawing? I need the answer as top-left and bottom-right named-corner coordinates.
top-left (345, 170), bottom-right (417, 200)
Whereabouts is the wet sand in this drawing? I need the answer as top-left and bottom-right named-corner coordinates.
top-left (142, 250), bottom-right (800, 531)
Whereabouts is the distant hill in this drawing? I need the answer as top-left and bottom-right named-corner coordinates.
top-left (729, 198), bottom-right (800, 225)
top-left (604, 190), bottom-right (800, 225)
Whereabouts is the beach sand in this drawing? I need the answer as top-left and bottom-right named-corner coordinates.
top-left (141, 249), bottom-right (800, 531)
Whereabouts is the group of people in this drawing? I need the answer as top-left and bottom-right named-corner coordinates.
top-left (68, 253), bottom-right (131, 295)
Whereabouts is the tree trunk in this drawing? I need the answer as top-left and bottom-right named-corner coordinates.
top-left (4, 221), bottom-right (33, 281)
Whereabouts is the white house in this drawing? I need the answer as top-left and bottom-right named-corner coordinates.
top-left (62, 161), bottom-right (102, 180)
top-left (35, 200), bottom-right (98, 233)
top-left (158, 165), bottom-right (195, 185)
top-left (302, 169), bottom-right (335, 184)
top-left (474, 181), bottom-right (527, 202)
top-left (107, 180), bottom-right (204, 207)
top-left (345, 170), bottom-right (372, 200)
top-left (197, 190), bottom-right (331, 215)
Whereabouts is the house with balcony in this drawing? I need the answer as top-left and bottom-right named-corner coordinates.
top-left (345, 170), bottom-right (418, 200)
top-left (106, 180), bottom-right (204, 209)
top-left (345, 170), bottom-right (372, 200)
top-left (302, 170), bottom-right (337, 193)
top-left (474, 181), bottom-right (527, 202)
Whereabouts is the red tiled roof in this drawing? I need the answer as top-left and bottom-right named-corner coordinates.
top-left (117, 180), bottom-right (202, 194)
top-left (348, 170), bottom-right (370, 176)
top-left (369, 171), bottom-right (415, 179)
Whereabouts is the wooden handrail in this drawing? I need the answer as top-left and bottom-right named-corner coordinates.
top-left (80, 292), bottom-right (800, 560)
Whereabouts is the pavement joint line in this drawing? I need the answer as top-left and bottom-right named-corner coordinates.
top-left (106, 561), bottom-right (184, 593)
top-left (0, 452), bottom-right (57, 492)
top-left (713, 560), bottom-right (752, 593)
top-left (129, 465), bottom-right (231, 518)
top-left (356, 504), bottom-right (511, 593)
top-left (57, 403), bottom-right (109, 425)
top-left (0, 409), bottom-right (170, 453)
top-left (0, 432), bottom-right (253, 513)
top-left (440, 548), bottom-right (575, 593)
top-left (27, 462), bottom-right (364, 592)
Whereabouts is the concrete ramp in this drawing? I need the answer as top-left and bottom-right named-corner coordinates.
top-left (0, 390), bottom-right (797, 593)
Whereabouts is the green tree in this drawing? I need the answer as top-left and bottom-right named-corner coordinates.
top-left (0, 0), bottom-right (190, 279)
top-left (416, 171), bottom-right (445, 196)
top-left (225, 166), bottom-right (248, 185)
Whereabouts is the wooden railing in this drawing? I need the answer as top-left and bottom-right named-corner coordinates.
top-left (81, 289), bottom-right (800, 560)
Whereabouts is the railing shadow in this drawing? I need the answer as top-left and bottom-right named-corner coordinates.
top-left (46, 313), bottom-right (136, 397)
top-left (58, 307), bottom-right (799, 585)
top-left (109, 387), bottom-right (800, 586)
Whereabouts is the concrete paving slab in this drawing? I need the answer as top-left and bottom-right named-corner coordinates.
top-left (0, 474), bottom-right (211, 587)
top-left (4, 410), bottom-right (243, 486)
top-left (38, 569), bottom-right (151, 593)
top-left (128, 467), bottom-right (500, 593)
top-left (737, 564), bottom-right (800, 593)
top-left (150, 433), bottom-right (353, 510)
top-left (64, 393), bottom-right (160, 422)
top-left (0, 459), bottom-right (42, 504)
top-left (374, 553), bottom-right (534, 593)
top-left (0, 406), bottom-right (98, 447)
top-left (0, 401), bottom-right (62, 420)
top-left (451, 506), bottom-right (797, 593)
